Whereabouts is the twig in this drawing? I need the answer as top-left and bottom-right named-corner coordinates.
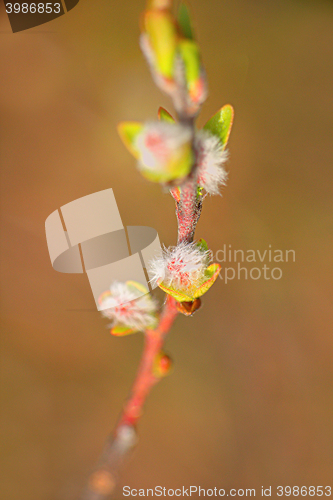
top-left (80, 163), bottom-right (202, 499)
top-left (80, 296), bottom-right (179, 500)
top-left (79, 0), bottom-right (215, 496)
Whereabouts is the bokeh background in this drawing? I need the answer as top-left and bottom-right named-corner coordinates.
top-left (1, 0), bottom-right (333, 499)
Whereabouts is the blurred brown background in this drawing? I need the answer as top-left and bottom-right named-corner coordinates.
top-left (1, 0), bottom-right (333, 499)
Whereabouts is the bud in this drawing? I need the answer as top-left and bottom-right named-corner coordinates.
top-left (146, 0), bottom-right (173, 12)
top-left (118, 120), bottom-right (194, 183)
top-left (176, 297), bottom-right (201, 316)
top-left (176, 2), bottom-right (207, 116)
top-left (142, 9), bottom-right (178, 80)
top-left (148, 240), bottom-right (221, 302)
top-left (153, 351), bottom-right (173, 378)
top-left (178, 38), bottom-right (207, 113)
top-left (192, 105), bottom-right (234, 195)
top-left (140, 0), bottom-right (207, 116)
top-left (99, 281), bottom-right (158, 336)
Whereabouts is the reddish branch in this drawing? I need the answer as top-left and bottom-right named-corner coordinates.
top-left (118, 295), bottom-right (179, 428)
top-left (81, 146), bottom-right (202, 500)
top-left (81, 131), bottom-right (202, 500)
top-left (80, 296), bottom-right (179, 500)
top-left (81, 175), bottom-right (202, 500)
top-left (172, 180), bottom-right (203, 244)
top-left (81, 3), bottom-right (204, 496)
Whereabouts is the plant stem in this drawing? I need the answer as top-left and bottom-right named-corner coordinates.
top-left (81, 4), bottom-right (205, 494)
top-left (174, 179), bottom-right (203, 244)
top-left (81, 118), bottom-right (203, 500)
top-left (172, 121), bottom-right (203, 245)
top-left (81, 180), bottom-right (202, 499)
top-left (118, 295), bottom-right (178, 428)
top-left (80, 296), bottom-right (178, 500)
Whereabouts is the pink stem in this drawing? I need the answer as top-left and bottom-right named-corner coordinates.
top-left (118, 295), bottom-right (178, 427)
top-left (81, 296), bottom-right (179, 500)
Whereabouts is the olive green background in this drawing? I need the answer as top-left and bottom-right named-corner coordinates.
top-left (1, 1), bottom-right (333, 499)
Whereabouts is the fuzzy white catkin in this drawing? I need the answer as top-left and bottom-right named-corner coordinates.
top-left (195, 130), bottom-right (229, 195)
top-left (149, 242), bottom-right (211, 291)
top-left (100, 282), bottom-right (158, 331)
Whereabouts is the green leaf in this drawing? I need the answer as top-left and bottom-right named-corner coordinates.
top-left (117, 121), bottom-right (143, 158)
top-left (110, 325), bottom-right (136, 336)
top-left (203, 105), bottom-right (234, 150)
top-left (144, 10), bottom-right (178, 78)
top-left (178, 1), bottom-right (194, 40)
top-left (196, 238), bottom-right (208, 252)
top-left (158, 106), bottom-right (175, 123)
top-left (158, 282), bottom-right (193, 302)
top-left (193, 263), bottom-right (221, 298)
top-left (178, 39), bottom-right (201, 87)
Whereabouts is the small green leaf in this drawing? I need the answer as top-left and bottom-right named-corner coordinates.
top-left (196, 238), bottom-right (208, 252)
top-left (158, 282), bottom-right (193, 302)
top-left (178, 1), bottom-right (194, 40)
top-left (203, 105), bottom-right (234, 150)
top-left (158, 106), bottom-right (175, 123)
top-left (110, 325), bottom-right (136, 336)
top-left (178, 39), bottom-right (201, 87)
top-left (197, 186), bottom-right (204, 197)
top-left (117, 121), bottom-right (143, 158)
top-left (193, 263), bottom-right (221, 298)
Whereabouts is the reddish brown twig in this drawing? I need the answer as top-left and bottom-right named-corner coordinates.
top-left (80, 170), bottom-right (203, 499)
top-left (118, 294), bottom-right (179, 428)
top-left (80, 296), bottom-right (179, 500)
top-left (80, 0), bottom-right (206, 494)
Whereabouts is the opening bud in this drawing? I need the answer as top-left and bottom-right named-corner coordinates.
top-left (176, 298), bottom-right (201, 316)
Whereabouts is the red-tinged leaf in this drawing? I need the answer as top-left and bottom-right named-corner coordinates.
top-left (110, 326), bottom-right (136, 337)
top-left (158, 106), bottom-right (175, 123)
top-left (158, 282), bottom-right (193, 302)
top-left (170, 186), bottom-right (181, 202)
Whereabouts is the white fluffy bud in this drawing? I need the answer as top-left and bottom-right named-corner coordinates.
top-left (149, 242), bottom-right (211, 291)
top-left (100, 282), bottom-right (158, 331)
